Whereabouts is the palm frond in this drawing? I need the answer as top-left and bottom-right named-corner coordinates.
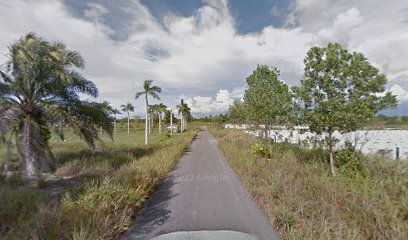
top-left (149, 91), bottom-right (160, 100)
top-left (144, 79), bottom-right (153, 90)
top-left (67, 71), bottom-right (98, 97)
top-left (0, 106), bottom-right (24, 140)
top-left (66, 50), bottom-right (85, 68)
top-left (150, 85), bottom-right (162, 93)
top-left (135, 91), bottom-right (145, 99)
top-left (0, 69), bottom-right (13, 83)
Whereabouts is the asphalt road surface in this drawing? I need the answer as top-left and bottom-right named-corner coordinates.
top-left (125, 129), bottom-right (278, 240)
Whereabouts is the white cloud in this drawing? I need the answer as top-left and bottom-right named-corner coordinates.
top-left (0, 0), bottom-right (407, 116)
top-left (316, 8), bottom-right (363, 46)
top-left (390, 84), bottom-right (408, 103)
top-left (84, 3), bottom-right (109, 21)
top-left (185, 89), bottom-right (234, 114)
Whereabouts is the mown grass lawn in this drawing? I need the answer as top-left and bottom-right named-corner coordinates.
top-left (0, 125), bottom-right (198, 240)
top-left (210, 127), bottom-right (408, 240)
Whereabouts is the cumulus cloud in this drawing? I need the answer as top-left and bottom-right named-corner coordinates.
top-left (390, 84), bottom-right (408, 103)
top-left (0, 0), bottom-right (407, 116)
top-left (185, 89), bottom-right (235, 115)
top-left (316, 8), bottom-right (363, 46)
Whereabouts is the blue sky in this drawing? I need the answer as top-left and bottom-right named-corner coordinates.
top-left (141, 0), bottom-right (291, 33)
top-left (1, 0), bottom-right (408, 116)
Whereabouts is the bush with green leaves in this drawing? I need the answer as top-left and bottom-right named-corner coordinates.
top-left (251, 143), bottom-right (269, 158)
top-left (335, 149), bottom-right (365, 176)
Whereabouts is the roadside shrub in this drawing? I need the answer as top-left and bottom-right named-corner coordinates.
top-left (60, 177), bottom-right (148, 240)
top-left (273, 206), bottom-right (297, 232)
top-left (251, 143), bottom-right (269, 158)
top-left (0, 186), bottom-right (60, 240)
top-left (272, 143), bottom-right (327, 163)
top-left (336, 149), bottom-right (365, 176)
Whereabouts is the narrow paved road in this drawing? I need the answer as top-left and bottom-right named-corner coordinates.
top-left (125, 129), bottom-right (278, 240)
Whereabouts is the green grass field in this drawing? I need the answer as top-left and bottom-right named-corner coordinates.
top-left (0, 125), bottom-right (198, 240)
top-left (210, 127), bottom-right (408, 240)
top-left (0, 124), bottom-right (167, 172)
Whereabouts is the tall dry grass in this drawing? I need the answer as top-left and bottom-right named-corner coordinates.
top-left (211, 128), bottom-right (408, 239)
top-left (0, 129), bottom-right (198, 239)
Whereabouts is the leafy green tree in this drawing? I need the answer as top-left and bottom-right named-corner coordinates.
top-left (244, 65), bottom-right (294, 155)
top-left (120, 102), bottom-right (134, 134)
top-left (227, 100), bottom-right (247, 124)
top-left (0, 33), bottom-right (113, 180)
top-left (292, 42), bottom-right (397, 175)
top-left (163, 109), bottom-right (177, 125)
top-left (135, 80), bottom-right (161, 145)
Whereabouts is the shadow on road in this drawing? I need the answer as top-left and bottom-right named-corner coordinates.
top-left (126, 172), bottom-right (179, 239)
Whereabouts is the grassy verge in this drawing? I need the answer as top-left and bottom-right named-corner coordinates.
top-left (0, 127), bottom-right (198, 239)
top-left (210, 127), bottom-right (408, 239)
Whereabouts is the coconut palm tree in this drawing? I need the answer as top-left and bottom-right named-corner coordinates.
top-left (121, 102), bottom-right (134, 134)
top-left (156, 103), bottom-right (167, 134)
top-left (135, 80), bottom-right (161, 145)
top-left (147, 104), bottom-right (155, 133)
top-left (0, 33), bottom-right (113, 180)
top-left (184, 104), bottom-right (192, 130)
top-left (177, 99), bottom-right (184, 132)
top-left (112, 108), bottom-right (120, 135)
top-left (177, 99), bottom-right (191, 132)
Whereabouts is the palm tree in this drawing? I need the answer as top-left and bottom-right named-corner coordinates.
top-left (147, 105), bottom-right (156, 133)
top-left (149, 103), bottom-right (167, 134)
top-left (184, 105), bottom-right (192, 130)
top-left (156, 103), bottom-right (167, 134)
top-left (177, 99), bottom-right (191, 132)
top-left (121, 102), bottom-right (134, 134)
top-left (177, 99), bottom-right (184, 132)
top-left (112, 108), bottom-right (120, 135)
top-left (0, 33), bottom-right (113, 180)
top-left (135, 80), bottom-right (161, 145)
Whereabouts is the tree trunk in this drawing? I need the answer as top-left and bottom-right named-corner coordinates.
top-left (265, 125), bottom-right (272, 157)
top-left (127, 112), bottom-right (130, 134)
top-left (150, 114), bottom-right (153, 133)
top-left (145, 97), bottom-right (149, 145)
top-left (59, 120), bottom-right (62, 135)
top-left (328, 131), bottom-right (337, 176)
top-left (170, 110), bottom-right (173, 135)
top-left (148, 114), bottom-right (151, 134)
top-left (181, 113), bottom-right (184, 132)
top-left (114, 119), bottom-right (116, 135)
top-left (3, 140), bottom-right (12, 176)
top-left (159, 113), bottom-right (162, 134)
top-left (20, 116), bottom-right (51, 180)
